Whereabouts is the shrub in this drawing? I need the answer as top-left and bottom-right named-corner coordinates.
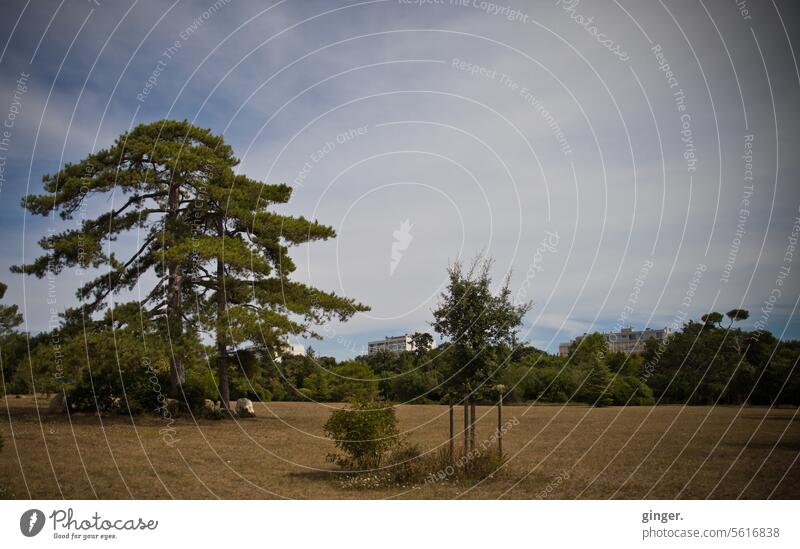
top-left (323, 399), bottom-right (400, 470)
top-left (610, 375), bottom-right (655, 405)
top-left (180, 368), bottom-right (218, 411)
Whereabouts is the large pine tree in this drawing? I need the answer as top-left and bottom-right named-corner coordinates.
top-left (14, 120), bottom-right (367, 403)
top-left (178, 171), bottom-right (368, 408)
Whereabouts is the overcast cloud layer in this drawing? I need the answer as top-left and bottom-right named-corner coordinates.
top-left (1, 0), bottom-right (799, 358)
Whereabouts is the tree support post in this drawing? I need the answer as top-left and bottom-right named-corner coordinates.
top-left (497, 393), bottom-right (503, 456)
top-left (470, 399), bottom-right (477, 451)
top-left (463, 399), bottom-right (469, 452)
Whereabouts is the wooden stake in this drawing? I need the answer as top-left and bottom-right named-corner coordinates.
top-left (497, 393), bottom-right (503, 456)
top-left (470, 399), bottom-right (477, 451)
top-left (463, 400), bottom-right (469, 451)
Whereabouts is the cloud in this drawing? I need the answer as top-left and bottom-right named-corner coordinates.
top-left (1, 0), bottom-right (798, 357)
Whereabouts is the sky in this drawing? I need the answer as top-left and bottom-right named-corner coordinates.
top-left (0, 0), bottom-right (799, 359)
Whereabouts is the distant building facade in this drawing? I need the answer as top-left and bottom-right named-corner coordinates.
top-left (368, 334), bottom-right (436, 354)
top-left (274, 343), bottom-right (306, 363)
top-left (559, 327), bottom-right (671, 357)
top-left (286, 343), bottom-right (306, 357)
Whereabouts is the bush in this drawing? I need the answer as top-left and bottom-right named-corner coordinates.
top-left (180, 368), bottom-right (218, 411)
top-left (68, 366), bottom-right (160, 414)
top-left (323, 399), bottom-right (401, 470)
top-left (610, 375), bottom-right (655, 405)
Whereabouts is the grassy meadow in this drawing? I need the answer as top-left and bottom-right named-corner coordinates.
top-left (1, 396), bottom-right (798, 499)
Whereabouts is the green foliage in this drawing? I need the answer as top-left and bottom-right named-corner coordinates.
top-left (14, 119), bottom-right (369, 405)
top-left (324, 400), bottom-right (401, 470)
top-left (580, 363), bottom-right (613, 407)
top-left (609, 375), bottom-right (655, 405)
top-left (701, 311), bottom-right (724, 328)
top-left (0, 282), bottom-right (22, 337)
top-left (410, 332), bottom-right (434, 356)
top-left (568, 332), bottom-right (609, 364)
top-left (329, 361), bottom-right (379, 402)
top-left (432, 257), bottom-right (530, 397)
top-left (726, 309), bottom-right (750, 327)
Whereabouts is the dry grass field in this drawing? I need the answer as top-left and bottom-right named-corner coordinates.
top-left (1, 395), bottom-right (798, 499)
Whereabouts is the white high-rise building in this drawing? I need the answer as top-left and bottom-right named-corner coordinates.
top-left (367, 334), bottom-right (436, 354)
top-left (559, 327), bottom-right (671, 357)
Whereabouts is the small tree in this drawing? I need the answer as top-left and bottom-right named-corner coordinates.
top-left (410, 332), bottom-right (434, 357)
top-left (323, 400), bottom-right (400, 470)
top-left (571, 333), bottom-right (613, 407)
top-left (431, 256), bottom-right (530, 449)
top-left (432, 258), bottom-right (530, 391)
top-left (583, 362), bottom-right (614, 407)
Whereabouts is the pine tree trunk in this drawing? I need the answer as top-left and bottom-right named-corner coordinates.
top-left (166, 183), bottom-right (184, 393)
top-left (216, 221), bottom-right (230, 410)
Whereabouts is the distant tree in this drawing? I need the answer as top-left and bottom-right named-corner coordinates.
top-left (569, 332), bottom-right (608, 365)
top-left (701, 311), bottom-right (724, 328)
top-left (410, 332), bottom-right (434, 357)
top-left (302, 369), bottom-right (332, 401)
top-left (0, 282), bottom-right (22, 336)
top-left (0, 281), bottom-right (25, 396)
top-left (329, 361), bottom-right (379, 402)
top-left (582, 361), bottom-right (614, 407)
top-left (726, 309), bottom-right (750, 328)
top-left (569, 333), bottom-right (613, 406)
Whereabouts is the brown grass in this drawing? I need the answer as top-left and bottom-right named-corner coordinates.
top-left (1, 395), bottom-right (798, 499)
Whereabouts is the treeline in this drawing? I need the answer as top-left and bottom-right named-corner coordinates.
top-left (3, 302), bottom-right (797, 410)
top-left (0, 119), bottom-right (797, 413)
